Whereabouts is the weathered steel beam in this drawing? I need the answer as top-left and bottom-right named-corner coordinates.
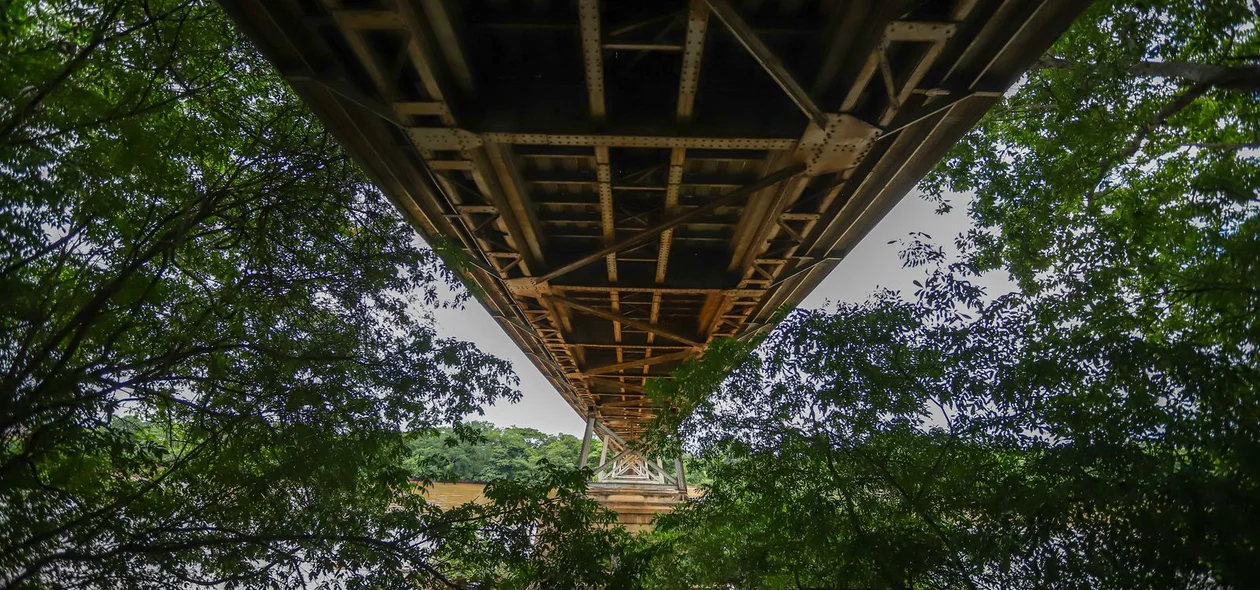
top-left (572, 343), bottom-right (692, 350)
top-left (583, 349), bottom-right (696, 376)
top-left (466, 150), bottom-right (541, 273)
top-left (884, 20), bottom-right (958, 42)
top-left (595, 146), bottom-right (618, 281)
top-left (535, 163), bottom-right (805, 283)
top-left (599, 398), bottom-right (654, 408)
top-left (655, 149), bottom-right (686, 283)
top-left (419, 0), bottom-right (475, 94)
top-left (810, 0), bottom-right (869, 97)
top-left (878, 89), bottom-right (1004, 141)
top-left (555, 284), bottom-right (764, 297)
top-left (657, 2), bottom-right (711, 285)
top-left (607, 9), bottom-right (680, 37)
top-left (480, 132), bottom-right (796, 150)
top-left (578, 0), bottom-right (607, 121)
top-left (705, 0), bottom-right (827, 128)
top-left (578, 410), bottom-right (596, 468)
top-left (587, 377), bottom-right (647, 393)
top-left (550, 295), bottom-right (704, 348)
top-left (676, 0), bottom-right (710, 121)
top-left (483, 142), bottom-right (547, 268)
top-left (603, 42), bottom-right (682, 51)
top-left (644, 291), bottom-right (664, 368)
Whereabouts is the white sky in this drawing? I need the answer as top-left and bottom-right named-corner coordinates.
top-left (433, 190), bottom-right (980, 436)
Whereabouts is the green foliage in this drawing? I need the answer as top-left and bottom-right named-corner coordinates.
top-left (639, 1), bottom-right (1260, 588)
top-left (404, 421), bottom-right (600, 482)
top-left (642, 305), bottom-right (791, 458)
top-left (0, 1), bottom-right (631, 587)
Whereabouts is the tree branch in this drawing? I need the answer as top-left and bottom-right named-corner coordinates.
top-left (1084, 81), bottom-right (1214, 206)
top-left (1036, 56), bottom-right (1260, 90)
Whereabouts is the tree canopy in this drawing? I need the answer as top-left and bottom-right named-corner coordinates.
top-left (404, 421), bottom-right (599, 482)
top-left (638, 1), bottom-right (1260, 588)
top-left (1, 1), bottom-right (634, 587)
top-left (3, 0), bottom-right (1256, 588)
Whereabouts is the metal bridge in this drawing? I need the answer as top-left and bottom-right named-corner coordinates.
top-left (221, 0), bottom-right (1088, 493)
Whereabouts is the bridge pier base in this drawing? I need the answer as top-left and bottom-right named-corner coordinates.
top-left (579, 422), bottom-right (693, 532)
top-left (587, 481), bottom-right (688, 534)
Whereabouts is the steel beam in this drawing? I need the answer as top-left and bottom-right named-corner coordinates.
top-left (420, 0), bottom-right (475, 94)
top-left (536, 163), bottom-right (805, 283)
top-left (604, 42), bottom-right (682, 51)
top-left (480, 132), bottom-right (796, 150)
top-left (578, 0), bottom-right (607, 120)
top-left (587, 377), bottom-right (647, 393)
top-left (675, 456), bottom-right (688, 492)
top-left (706, 0), bottom-right (828, 128)
top-left (483, 142), bottom-right (548, 268)
top-left (595, 146), bottom-right (618, 281)
top-left (583, 349), bottom-right (695, 376)
top-left (676, 0), bottom-right (710, 121)
top-left (660, 3), bottom-right (707, 285)
top-left (579, 410), bottom-right (596, 468)
top-left (550, 295), bottom-right (704, 348)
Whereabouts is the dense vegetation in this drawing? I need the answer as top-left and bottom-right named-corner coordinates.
top-left (0, 1), bottom-right (633, 587)
top-left (405, 422), bottom-right (598, 482)
top-left (639, 1), bottom-right (1260, 588)
top-left (2, 0), bottom-right (1255, 588)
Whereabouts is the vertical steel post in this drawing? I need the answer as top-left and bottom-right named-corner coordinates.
top-left (674, 456), bottom-right (688, 493)
top-left (578, 410), bottom-right (596, 468)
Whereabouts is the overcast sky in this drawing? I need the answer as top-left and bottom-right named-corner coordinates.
top-left (432, 190), bottom-right (980, 436)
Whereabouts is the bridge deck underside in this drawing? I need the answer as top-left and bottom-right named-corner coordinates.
top-left (221, 0), bottom-right (1087, 440)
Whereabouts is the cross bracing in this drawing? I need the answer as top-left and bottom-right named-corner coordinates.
top-left (220, 0), bottom-right (1090, 443)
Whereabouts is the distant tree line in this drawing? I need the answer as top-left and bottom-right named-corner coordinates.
top-left (404, 422), bottom-right (599, 482)
top-left (404, 422), bottom-right (709, 486)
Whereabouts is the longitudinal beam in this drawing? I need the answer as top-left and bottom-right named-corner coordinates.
top-left (676, 0), bottom-right (709, 121)
top-left (479, 132), bottom-right (796, 150)
top-left (658, 0), bottom-right (711, 284)
top-left (579, 0), bottom-right (606, 120)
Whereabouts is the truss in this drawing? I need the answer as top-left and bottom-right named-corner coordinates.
top-left (579, 413), bottom-right (686, 491)
top-left (220, 0), bottom-right (1090, 442)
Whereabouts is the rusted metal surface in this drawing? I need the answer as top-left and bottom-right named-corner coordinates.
top-left (219, 0), bottom-right (1091, 441)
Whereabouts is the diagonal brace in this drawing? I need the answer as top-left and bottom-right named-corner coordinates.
top-left (551, 295), bottom-right (704, 348)
top-left (583, 349), bottom-right (696, 376)
top-left (537, 163), bottom-right (805, 283)
top-left (706, 0), bottom-right (828, 128)
top-left (587, 376), bottom-right (646, 393)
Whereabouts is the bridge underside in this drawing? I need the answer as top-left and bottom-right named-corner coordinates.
top-left (221, 0), bottom-right (1088, 442)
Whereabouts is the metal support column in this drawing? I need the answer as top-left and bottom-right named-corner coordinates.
top-left (578, 410), bottom-right (596, 468)
top-left (674, 456), bottom-right (688, 493)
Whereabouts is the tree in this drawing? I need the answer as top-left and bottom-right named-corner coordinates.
top-left (640, 1), bottom-right (1260, 588)
top-left (403, 421), bottom-right (601, 482)
top-left (1, 1), bottom-right (632, 587)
